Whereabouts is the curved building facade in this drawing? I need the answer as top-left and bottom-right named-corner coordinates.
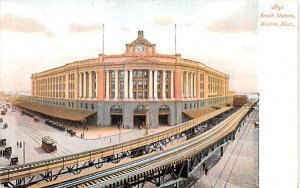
top-left (26, 31), bottom-right (233, 128)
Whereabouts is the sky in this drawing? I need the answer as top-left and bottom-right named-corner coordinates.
top-left (0, 0), bottom-right (258, 93)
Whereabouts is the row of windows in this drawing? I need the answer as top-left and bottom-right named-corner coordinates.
top-left (108, 70), bottom-right (172, 99)
top-left (208, 76), bottom-right (225, 97)
top-left (184, 101), bottom-right (205, 110)
top-left (30, 98), bottom-right (95, 110)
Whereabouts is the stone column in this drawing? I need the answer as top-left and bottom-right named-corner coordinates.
top-left (148, 70), bottom-right (153, 99)
top-left (105, 71), bottom-right (110, 99)
top-left (83, 72), bottom-right (87, 98)
top-left (185, 72), bottom-right (189, 98)
top-left (196, 72), bottom-right (200, 99)
top-left (194, 73), bottom-right (197, 97)
top-left (89, 71), bottom-right (92, 98)
top-left (153, 70), bottom-right (158, 98)
top-left (65, 74), bottom-right (69, 99)
top-left (79, 72), bottom-right (82, 98)
top-left (129, 70), bottom-right (133, 99)
top-left (170, 71), bottom-right (174, 98)
top-left (124, 70), bottom-right (128, 99)
top-left (115, 70), bottom-right (119, 99)
top-left (190, 73), bottom-right (193, 98)
top-left (162, 70), bottom-right (166, 98)
top-left (74, 72), bottom-right (78, 99)
top-left (95, 71), bottom-right (98, 98)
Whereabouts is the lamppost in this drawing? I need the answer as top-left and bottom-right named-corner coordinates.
top-left (145, 105), bottom-right (150, 136)
top-left (82, 119), bottom-right (86, 138)
top-left (23, 140), bottom-right (25, 164)
top-left (118, 123), bottom-right (121, 143)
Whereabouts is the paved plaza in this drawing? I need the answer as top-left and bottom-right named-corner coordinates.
top-left (0, 106), bottom-right (170, 167)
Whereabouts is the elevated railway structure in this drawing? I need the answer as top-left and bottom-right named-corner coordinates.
top-left (0, 100), bottom-right (258, 187)
top-left (35, 100), bottom-right (258, 188)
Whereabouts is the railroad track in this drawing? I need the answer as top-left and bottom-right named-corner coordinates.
top-left (36, 101), bottom-right (255, 188)
top-left (0, 106), bottom-right (234, 185)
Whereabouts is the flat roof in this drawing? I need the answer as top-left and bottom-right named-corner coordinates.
top-left (183, 106), bottom-right (217, 119)
top-left (12, 100), bottom-right (96, 121)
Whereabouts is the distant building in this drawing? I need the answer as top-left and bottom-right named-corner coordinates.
top-left (17, 31), bottom-right (233, 128)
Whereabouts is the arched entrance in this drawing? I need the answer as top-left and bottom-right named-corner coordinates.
top-left (110, 105), bottom-right (123, 126)
top-left (158, 105), bottom-right (170, 126)
top-left (133, 105), bottom-right (146, 128)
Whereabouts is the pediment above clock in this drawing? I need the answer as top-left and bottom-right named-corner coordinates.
top-left (123, 56), bottom-right (159, 63)
top-left (129, 37), bottom-right (154, 47)
top-left (124, 30), bottom-right (157, 55)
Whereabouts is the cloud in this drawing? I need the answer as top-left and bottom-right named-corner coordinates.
top-left (69, 23), bottom-right (103, 33)
top-left (119, 27), bottom-right (130, 31)
top-left (206, 1), bottom-right (258, 33)
top-left (154, 16), bottom-right (175, 26)
top-left (0, 14), bottom-right (53, 37)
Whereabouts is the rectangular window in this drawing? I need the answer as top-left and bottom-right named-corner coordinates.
top-left (119, 71), bottom-right (125, 79)
top-left (111, 81), bottom-right (115, 89)
top-left (137, 81), bottom-right (143, 89)
top-left (144, 81), bottom-right (148, 89)
top-left (111, 92), bottom-right (115, 98)
top-left (119, 92), bottom-right (124, 99)
top-left (200, 83), bottom-right (204, 90)
top-left (111, 71), bottom-right (115, 79)
top-left (137, 92), bottom-right (143, 99)
top-left (200, 92), bottom-right (204, 98)
top-left (200, 74), bottom-right (204, 81)
top-left (120, 81), bottom-right (124, 89)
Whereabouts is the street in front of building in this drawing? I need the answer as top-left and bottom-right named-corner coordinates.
top-left (0, 106), bottom-right (169, 167)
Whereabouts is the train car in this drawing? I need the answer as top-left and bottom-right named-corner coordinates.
top-left (233, 95), bottom-right (248, 107)
top-left (42, 136), bottom-right (57, 153)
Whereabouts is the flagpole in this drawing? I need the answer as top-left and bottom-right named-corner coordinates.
top-left (175, 24), bottom-right (177, 54)
top-left (102, 24), bottom-right (104, 54)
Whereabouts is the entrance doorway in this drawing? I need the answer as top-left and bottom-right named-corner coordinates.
top-left (134, 115), bottom-right (146, 127)
top-left (159, 114), bottom-right (169, 125)
top-left (110, 105), bottom-right (123, 126)
top-left (111, 115), bottom-right (123, 126)
top-left (158, 105), bottom-right (170, 126)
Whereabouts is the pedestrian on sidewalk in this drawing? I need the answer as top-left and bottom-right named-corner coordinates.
top-left (17, 141), bottom-right (19, 148)
top-left (20, 141), bottom-right (22, 148)
top-left (204, 167), bottom-right (209, 176)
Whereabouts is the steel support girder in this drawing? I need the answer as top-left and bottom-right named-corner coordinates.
top-left (1, 108), bottom-right (239, 188)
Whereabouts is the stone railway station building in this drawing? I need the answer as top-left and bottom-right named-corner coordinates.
top-left (16, 31), bottom-right (233, 128)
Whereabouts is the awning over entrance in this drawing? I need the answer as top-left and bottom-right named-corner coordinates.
top-left (183, 107), bottom-right (217, 119)
top-left (12, 100), bottom-right (96, 121)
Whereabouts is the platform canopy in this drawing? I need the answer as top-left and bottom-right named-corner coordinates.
top-left (182, 106), bottom-right (217, 119)
top-left (12, 100), bottom-right (96, 121)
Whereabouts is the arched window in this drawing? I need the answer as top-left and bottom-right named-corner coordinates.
top-left (159, 105), bottom-right (170, 113)
top-left (134, 104), bottom-right (146, 113)
top-left (110, 105), bottom-right (123, 114)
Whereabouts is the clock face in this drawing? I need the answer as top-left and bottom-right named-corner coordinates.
top-left (136, 45), bottom-right (145, 53)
